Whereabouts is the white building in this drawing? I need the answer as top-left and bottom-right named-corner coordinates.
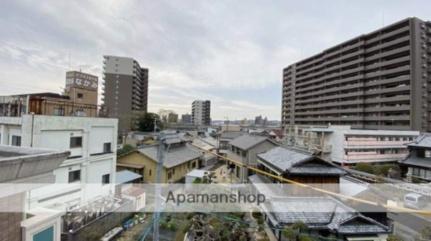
top-left (191, 100), bottom-right (211, 126)
top-left (0, 114), bottom-right (118, 210)
top-left (297, 125), bottom-right (419, 165)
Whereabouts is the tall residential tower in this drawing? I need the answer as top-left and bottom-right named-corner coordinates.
top-left (282, 17), bottom-right (431, 132)
top-left (192, 100), bottom-right (211, 126)
top-left (102, 55), bottom-right (148, 134)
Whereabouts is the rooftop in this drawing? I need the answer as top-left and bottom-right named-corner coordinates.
top-left (407, 134), bottom-right (431, 148)
top-left (138, 144), bottom-right (202, 169)
top-left (116, 170), bottom-right (142, 184)
top-left (229, 134), bottom-right (272, 150)
top-left (0, 145), bottom-right (69, 182)
top-left (267, 197), bottom-right (390, 234)
top-left (258, 147), bottom-right (346, 176)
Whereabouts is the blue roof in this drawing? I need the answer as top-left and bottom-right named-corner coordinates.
top-left (116, 170), bottom-right (142, 184)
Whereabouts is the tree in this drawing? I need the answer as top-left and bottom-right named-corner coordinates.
top-left (117, 144), bottom-right (135, 157)
top-left (137, 113), bottom-right (163, 132)
top-left (354, 163), bottom-right (374, 174)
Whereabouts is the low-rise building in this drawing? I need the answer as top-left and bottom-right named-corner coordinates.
top-left (265, 196), bottom-right (391, 241)
top-left (257, 146), bottom-right (346, 194)
top-left (297, 125), bottom-right (419, 165)
top-left (117, 139), bottom-right (203, 183)
top-left (0, 145), bottom-right (69, 241)
top-left (399, 134), bottom-right (431, 182)
top-left (0, 92), bottom-right (98, 118)
top-left (226, 134), bottom-right (277, 182)
top-left (249, 147), bottom-right (391, 241)
top-left (0, 114), bottom-right (118, 209)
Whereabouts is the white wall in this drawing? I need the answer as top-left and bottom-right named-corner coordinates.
top-left (0, 115), bottom-right (119, 210)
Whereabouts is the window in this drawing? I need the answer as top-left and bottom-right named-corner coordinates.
top-left (103, 142), bottom-right (112, 153)
top-left (77, 93), bottom-right (83, 99)
top-left (149, 169), bottom-right (152, 176)
top-left (33, 226), bottom-right (54, 241)
top-left (102, 174), bottom-right (110, 185)
top-left (168, 171), bottom-right (172, 180)
top-left (191, 162), bottom-right (196, 168)
top-left (68, 170), bottom-right (81, 183)
top-left (70, 136), bottom-right (82, 148)
top-left (11, 135), bottom-right (21, 146)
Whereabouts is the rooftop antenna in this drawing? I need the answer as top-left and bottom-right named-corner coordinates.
top-left (68, 51), bottom-right (71, 70)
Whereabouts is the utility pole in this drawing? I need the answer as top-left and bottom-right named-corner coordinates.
top-left (153, 132), bottom-right (165, 241)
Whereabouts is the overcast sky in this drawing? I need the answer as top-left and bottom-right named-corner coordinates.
top-left (1, 0), bottom-right (430, 120)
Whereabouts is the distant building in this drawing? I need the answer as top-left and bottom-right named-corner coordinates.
top-left (64, 70), bottom-right (98, 107)
top-left (191, 100), bottom-right (211, 126)
top-left (282, 17), bottom-right (431, 132)
top-left (103, 55), bottom-right (148, 134)
top-left (0, 91), bottom-right (98, 118)
top-left (254, 115), bottom-right (263, 126)
top-left (0, 115), bottom-right (118, 209)
top-left (181, 113), bottom-right (192, 124)
top-left (158, 109), bottom-right (178, 123)
top-left (296, 125), bottom-right (419, 165)
top-left (0, 145), bottom-right (69, 241)
top-left (400, 134), bottom-right (431, 182)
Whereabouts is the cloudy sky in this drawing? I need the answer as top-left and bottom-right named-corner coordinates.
top-left (1, 0), bottom-right (430, 120)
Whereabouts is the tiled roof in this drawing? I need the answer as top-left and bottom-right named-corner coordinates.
top-left (219, 131), bottom-right (244, 140)
top-left (268, 197), bottom-right (390, 234)
top-left (258, 147), bottom-right (311, 171)
top-left (258, 147), bottom-right (346, 175)
top-left (138, 144), bottom-right (202, 168)
top-left (230, 134), bottom-right (273, 150)
top-left (400, 156), bottom-right (431, 168)
top-left (408, 134), bottom-right (431, 148)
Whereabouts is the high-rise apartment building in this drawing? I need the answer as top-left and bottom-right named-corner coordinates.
top-left (102, 55), bottom-right (148, 134)
top-left (191, 100), bottom-right (211, 126)
top-left (282, 17), bottom-right (431, 132)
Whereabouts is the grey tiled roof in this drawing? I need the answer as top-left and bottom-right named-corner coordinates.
top-left (268, 197), bottom-right (390, 234)
top-left (258, 147), bottom-right (346, 175)
top-left (138, 144), bottom-right (202, 169)
top-left (400, 156), bottom-right (431, 168)
top-left (408, 134), bottom-right (431, 148)
top-left (229, 134), bottom-right (271, 150)
top-left (219, 131), bottom-right (244, 140)
top-left (258, 147), bottom-right (312, 171)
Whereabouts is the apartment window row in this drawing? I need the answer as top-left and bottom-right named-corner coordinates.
top-left (295, 58), bottom-right (410, 87)
top-left (294, 46), bottom-right (410, 84)
top-left (68, 169), bottom-right (111, 185)
top-left (345, 136), bottom-right (414, 142)
top-left (296, 27), bottom-right (410, 72)
top-left (70, 136), bottom-right (112, 154)
top-left (345, 149), bottom-right (408, 155)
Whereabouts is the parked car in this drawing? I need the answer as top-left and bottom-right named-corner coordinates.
top-left (404, 192), bottom-right (427, 209)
